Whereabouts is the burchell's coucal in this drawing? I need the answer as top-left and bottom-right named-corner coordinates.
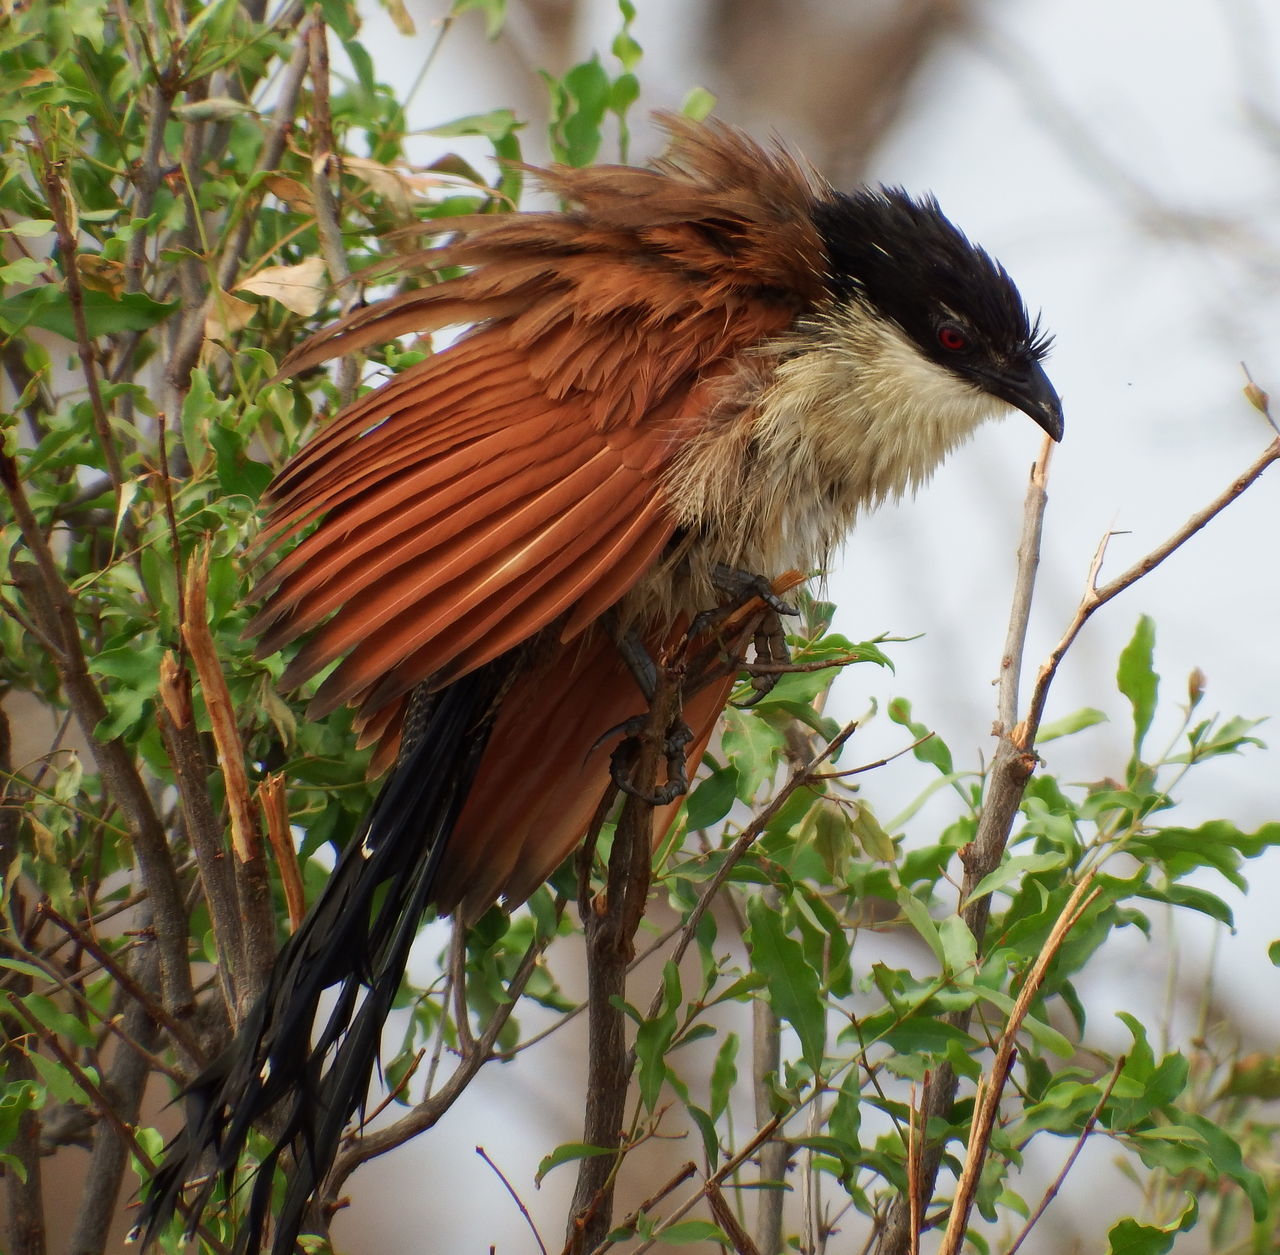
top-left (136, 115), bottom-right (1062, 1252)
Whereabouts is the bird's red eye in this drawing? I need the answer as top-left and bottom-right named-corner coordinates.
top-left (937, 324), bottom-right (968, 352)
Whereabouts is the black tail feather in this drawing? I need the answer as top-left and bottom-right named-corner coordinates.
top-left (136, 665), bottom-right (506, 1254)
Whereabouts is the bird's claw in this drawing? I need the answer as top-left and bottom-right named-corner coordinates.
top-left (732, 609), bottom-right (792, 707)
top-left (609, 716), bottom-right (694, 805)
top-left (709, 564), bottom-right (799, 619)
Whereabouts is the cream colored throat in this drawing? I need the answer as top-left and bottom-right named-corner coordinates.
top-left (664, 306), bottom-right (1008, 590)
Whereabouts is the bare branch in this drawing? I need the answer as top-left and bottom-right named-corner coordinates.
top-left (157, 651), bottom-right (244, 1022)
top-left (180, 542), bottom-right (276, 1012)
top-left (937, 877), bottom-right (1101, 1255)
top-left (325, 921), bottom-right (553, 1193)
top-left (566, 660), bottom-right (682, 1253)
top-left (476, 1145), bottom-right (550, 1255)
top-left (996, 437), bottom-right (1055, 733)
top-left (29, 117), bottom-right (127, 496)
top-left (1020, 435), bottom-right (1280, 741)
top-left (2, 474), bottom-right (193, 1018)
top-left (876, 432), bottom-right (1280, 1255)
top-left (306, 17), bottom-right (361, 406)
top-left (1003, 1054), bottom-right (1126, 1255)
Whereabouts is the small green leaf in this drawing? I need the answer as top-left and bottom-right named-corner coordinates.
top-left (685, 764), bottom-right (738, 831)
top-left (656, 1220), bottom-right (731, 1245)
top-left (1037, 707), bottom-right (1108, 742)
top-left (0, 286), bottom-right (176, 339)
top-left (747, 897), bottom-right (824, 1074)
top-left (938, 914), bottom-right (976, 977)
top-left (709, 1031), bottom-right (738, 1121)
top-left (1117, 616), bottom-right (1159, 757)
top-left (896, 889), bottom-right (944, 968)
top-left (1107, 1217), bottom-right (1175, 1255)
top-left (534, 1141), bottom-right (614, 1186)
top-left (450, 0), bottom-right (507, 39)
top-left (968, 852), bottom-right (1069, 904)
top-left (1, 219), bottom-right (55, 237)
top-left (887, 699), bottom-right (953, 775)
top-left (681, 87), bottom-right (717, 120)
top-left (427, 108), bottom-right (521, 142)
top-left (634, 962), bottom-right (681, 1111)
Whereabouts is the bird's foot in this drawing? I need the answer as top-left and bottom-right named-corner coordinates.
top-left (710, 564), bottom-right (798, 619)
top-left (608, 715), bottom-right (694, 805)
top-left (734, 611), bottom-right (792, 707)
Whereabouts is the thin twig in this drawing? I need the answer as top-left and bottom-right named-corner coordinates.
top-left (156, 651), bottom-right (244, 1020)
top-left (811, 730), bottom-right (929, 781)
top-left (566, 660), bottom-right (682, 1253)
top-left (67, 934), bottom-right (167, 1253)
top-left (656, 721), bottom-right (856, 989)
top-left (1020, 436), bottom-right (1280, 740)
top-left (306, 14), bottom-right (361, 406)
top-left (937, 875), bottom-right (1102, 1255)
top-left (36, 904), bottom-right (204, 1065)
top-left (326, 919), bottom-right (553, 1192)
top-left (906, 1081), bottom-right (922, 1255)
top-left (875, 434), bottom-right (1280, 1255)
top-left (29, 116), bottom-right (126, 496)
top-left (477, 1145), bottom-right (550, 1255)
top-left (752, 886), bottom-right (785, 1255)
top-left (592, 1161), bottom-right (698, 1255)
top-left (707, 1178), bottom-right (764, 1255)
top-left (180, 542), bottom-right (276, 1009)
top-left (2, 466), bottom-right (193, 1016)
top-left (605, 1115), bottom-right (785, 1255)
top-left (5, 992), bottom-right (156, 1173)
top-left (996, 437), bottom-right (1054, 732)
top-left (1003, 1054), bottom-right (1125, 1255)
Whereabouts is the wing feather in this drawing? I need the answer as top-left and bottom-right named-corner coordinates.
top-left (257, 114), bottom-right (829, 759)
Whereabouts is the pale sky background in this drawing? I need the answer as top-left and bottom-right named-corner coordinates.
top-left (325, 2), bottom-right (1280, 1250)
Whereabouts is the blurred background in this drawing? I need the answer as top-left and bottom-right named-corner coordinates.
top-left (298, 1), bottom-right (1280, 1252)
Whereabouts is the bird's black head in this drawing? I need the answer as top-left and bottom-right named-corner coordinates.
top-left (811, 188), bottom-right (1063, 441)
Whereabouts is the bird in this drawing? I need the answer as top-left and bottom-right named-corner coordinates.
top-left (135, 113), bottom-right (1062, 1253)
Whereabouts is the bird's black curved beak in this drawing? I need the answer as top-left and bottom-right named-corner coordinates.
top-left (991, 357), bottom-right (1064, 442)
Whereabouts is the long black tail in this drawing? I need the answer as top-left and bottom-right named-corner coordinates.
top-left (135, 665), bottom-right (505, 1254)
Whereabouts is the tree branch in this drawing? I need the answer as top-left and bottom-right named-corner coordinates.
top-left (2, 471), bottom-right (193, 1020)
top-left (875, 434), bottom-right (1280, 1254)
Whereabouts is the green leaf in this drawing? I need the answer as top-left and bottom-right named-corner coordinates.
top-left (709, 1031), bottom-right (738, 1121)
top-left (1, 219), bottom-right (55, 237)
top-left (1135, 882), bottom-right (1233, 926)
top-left (19, 994), bottom-right (96, 1048)
top-left (1117, 616), bottom-right (1159, 757)
top-left (655, 1220), bottom-right (731, 1245)
top-left (684, 764), bottom-right (738, 831)
top-left (634, 962), bottom-right (681, 1111)
top-left (427, 108), bottom-right (521, 142)
top-left (896, 889), bottom-right (944, 968)
top-left (534, 1141), bottom-right (614, 1186)
top-left (1107, 1218), bottom-right (1175, 1255)
top-left (1036, 707), bottom-right (1108, 742)
top-left (0, 286), bottom-right (175, 338)
top-left (968, 852), bottom-right (1069, 905)
top-left (1180, 1112), bottom-right (1268, 1219)
top-left (747, 896), bottom-right (824, 1074)
top-left (450, 0), bottom-right (507, 38)
top-left (887, 698), bottom-right (953, 775)
top-left (681, 87), bottom-right (717, 120)
top-left (937, 913), bottom-right (977, 978)
top-left (26, 1050), bottom-right (96, 1105)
